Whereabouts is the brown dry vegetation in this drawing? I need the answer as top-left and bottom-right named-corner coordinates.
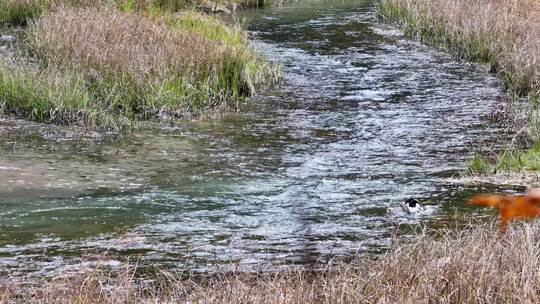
top-left (4, 221), bottom-right (540, 303)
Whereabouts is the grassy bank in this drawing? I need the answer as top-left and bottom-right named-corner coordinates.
top-left (3, 221), bottom-right (540, 303)
top-left (377, 0), bottom-right (540, 174)
top-left (0, 7), bottom-right (278, 129)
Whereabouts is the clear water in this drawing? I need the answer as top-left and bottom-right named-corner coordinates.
top-left (0, 0), bottom-right (516, 279)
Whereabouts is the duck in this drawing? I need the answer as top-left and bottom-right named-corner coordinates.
top-left (402, 197), bottom-right (425, 214)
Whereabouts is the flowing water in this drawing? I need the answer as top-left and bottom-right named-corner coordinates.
top-left (0, 0), bottom-right (517, 279)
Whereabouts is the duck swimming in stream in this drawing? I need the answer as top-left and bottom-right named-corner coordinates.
top-left (402, 197), bottom-right (425, 214)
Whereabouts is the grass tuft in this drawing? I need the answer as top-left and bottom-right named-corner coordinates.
top-left (0, 0), bottom-right (49, 25)
top-left (168, 11), bottom-right (245, 46)
top-left (467, 153), bottom-right (489, 175)
top-left (0, 6), bottom-right (277, 129)
top-left (0, 0), bottom-right (280, 26)
top-left (0, 63), bottom-right (111, 127)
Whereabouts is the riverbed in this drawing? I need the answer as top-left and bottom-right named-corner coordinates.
top-left (0, 0), bottom-right (517, 279)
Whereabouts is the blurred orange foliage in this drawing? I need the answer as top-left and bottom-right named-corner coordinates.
top-left (469, 189), bottom-right (540, 232)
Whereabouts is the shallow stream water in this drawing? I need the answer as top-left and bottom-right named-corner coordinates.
top-left (0, 0), bottom-right (518, 279)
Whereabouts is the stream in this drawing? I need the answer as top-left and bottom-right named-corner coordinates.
top-left (0, 0), bottom-right (516, 279)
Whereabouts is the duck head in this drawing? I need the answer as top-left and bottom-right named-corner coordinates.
top-left (405, 198), bottom-right (420, 207)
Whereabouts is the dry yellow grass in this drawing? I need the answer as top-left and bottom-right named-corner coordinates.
top-left (4, 221), bottom-right (540, 303)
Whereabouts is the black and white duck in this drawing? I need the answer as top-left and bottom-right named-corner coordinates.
top-left (401, 197), bottom-right (425, 214)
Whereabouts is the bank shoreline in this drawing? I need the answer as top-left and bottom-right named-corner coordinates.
top-left (378, 0), bottom-right (540, 177)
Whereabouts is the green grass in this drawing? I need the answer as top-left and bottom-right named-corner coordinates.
top-left (467, 142), bottom-right (540, 174)
top-left (0, 62), bottom-right (121, 127)
top-left (466, 153), bottom-right (490, 175)
top-left (117, 0), bottom-right (191, 13)
top-left (0, 0), bottom-right (104, 26)
top-left (0, 0), bottom-right (278, 26)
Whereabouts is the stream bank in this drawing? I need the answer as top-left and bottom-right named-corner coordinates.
top-left (378, 0), bottom-right (540, 178)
